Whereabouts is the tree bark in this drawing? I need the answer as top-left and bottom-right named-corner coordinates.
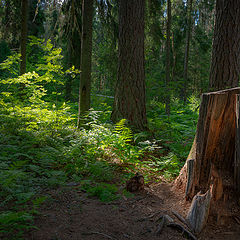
top-left (77, 0), bottom-right (93, 126)
top-left (111, 0), bottom-right (147, 131)
top-left (3, 0), bottom-right (10, 41)
top-left (235, 94), bottom-right (240, 193)
top-left (65, 0), bottom-right (82, 101)
top-left (209, 0), bottom-right (240, 90)
top-left (20, 0), bottom-right (28, 75)
top-left (49, 0), bottom-right (58, 46)
top-left (165, 0), bottom-right (171, 116)
top-left (182, 0), bottom-right (193, 103)
top-left (171, 32), bottom-right (176, 83)
top-left (175, 87), bottom-right (240, 231)
top-left (186, 190), bottom-right (212, 234)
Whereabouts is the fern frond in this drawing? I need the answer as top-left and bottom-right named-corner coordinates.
top-left (114, 119), bottom-right (133, 143)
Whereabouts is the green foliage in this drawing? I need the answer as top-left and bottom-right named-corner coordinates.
top-left (187, 95), bottom-right (201, 112)
top-left (0, 211), bottom-right (34, 237)
top-left (122, 189), bottom-right (134, 199)
top-left (0, 53), bottom-right (20, 77)
top-left (0, 130), bottom-right (70, 238)
top-left (0, 40), bottom-right (10, 63)
top-left (0, 38), bottom-right (77, 238)
top-left (0, 0), bottom-right (219, 238)
top-left (147, 97), bottom-right (199, 161)
top-left (0, 32), bottom-right (201, 239)
top-left (148, 153), bottom-right (183, 179)
top-left (114, 119), bottom-right (133, 143)
top-left (81, 181), bottom-right (119, 202)
top-left (0, 38), bottom-right (77, 135)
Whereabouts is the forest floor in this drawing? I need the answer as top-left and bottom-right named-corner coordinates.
top-left (24, 181), bottom-right (240, 240)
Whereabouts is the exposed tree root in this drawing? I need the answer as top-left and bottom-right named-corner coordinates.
top-left (83, 231), bottom-right (117, 240)
top-left (153, 213), bottom-right (197, 240)
top-left (167, 223), bottom-right (197, 240)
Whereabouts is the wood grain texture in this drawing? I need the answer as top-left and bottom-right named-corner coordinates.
top-left (175, 88), bottom-right (240, 232)
top-left (235, 94), bottom-right (240, 194)
top-left (186, 190), bottom-right (211, 234)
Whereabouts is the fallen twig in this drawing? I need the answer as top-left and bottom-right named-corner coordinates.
top-left (155, 214), bottom-right (173, 223)
top-left (234, 216), bottom-right (240, 225)
top-left (128, 196), bottom-right (147, 204)
top-left (82, 231), bottom-right (117, 240)
top-left (155, 215), bottom-right (165, 235)
top-left (153, 214), bottom-right (197, 239)
top-left (167, 223), bottom-right (197, 240)
top-left (138, 210), bottom-right (161, 222)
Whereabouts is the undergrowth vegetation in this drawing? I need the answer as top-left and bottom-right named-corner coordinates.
top-left (0, 38), bottom-right (199, 239)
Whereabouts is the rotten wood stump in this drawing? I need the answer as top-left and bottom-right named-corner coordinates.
top-left (186, 190), bottom-right (211, 234)
top-left (174, 87), bottom-right (240, 233)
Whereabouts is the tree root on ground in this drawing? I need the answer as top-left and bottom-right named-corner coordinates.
top-left (167, 223), bottom-right (197, 240)
top-left (154, 213), bottom-right (197, 240)
top-left (82, 231), bottom-right (117, 240)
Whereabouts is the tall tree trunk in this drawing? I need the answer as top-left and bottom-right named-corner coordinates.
top-left (111, 0), bottom-right (147, 131)
top-left (171, 32), bottom-right (176, 82)
top-left (50, 0), bottom-right (58, 46)
top-left (3, 0), bottom-right (10, 41)
top-left (165, 0), bottom-right (171, 116)
top-left (182, 0), bottom-right (193, 103)
top-left (65, 0), bottom-right (82, 101)
top-left (209, 0), bottom-right (240, 90)
top-left (77, 0), bottom-right (93, 126)
top-left (65, 42), bottom-right (73, 101)
top-left (66, 34), bottom-right (82, 101)
top-left (20, 0), bottom-right (28, 75)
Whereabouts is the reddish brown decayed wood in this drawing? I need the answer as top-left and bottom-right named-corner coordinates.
top-left (176, 88), bottom-right (240, 199)
top-left (174, 88), bottom-right (240, 233)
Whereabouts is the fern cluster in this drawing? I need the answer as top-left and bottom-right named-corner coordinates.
top-left (0, 37), bottom-right (199, 239)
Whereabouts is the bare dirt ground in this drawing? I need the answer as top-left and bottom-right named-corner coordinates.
top-left (24, 181), bottom-right (240, 240)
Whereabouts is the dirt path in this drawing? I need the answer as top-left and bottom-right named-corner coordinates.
top-left (25, 182), bottom-right (240, 240)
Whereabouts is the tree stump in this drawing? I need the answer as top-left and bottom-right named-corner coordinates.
top-left (235, 94), bottom-right (240, 193)
top-left (186, 190), bottom-right (212, 234)
top-left (175, 87), bottom-right (240, 233)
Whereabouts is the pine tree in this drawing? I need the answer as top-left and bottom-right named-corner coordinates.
top-left (111, 0), bottom-right (147, 131)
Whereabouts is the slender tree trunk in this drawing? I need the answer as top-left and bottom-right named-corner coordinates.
top-left (111, 0), bottom-right (147, 131)
top-left (209, 0), bottom-right (240, 90)
top-left (50, 0), bottom-right (58, 46)
top-left (182, 0), bottom-right (193, 103)
top-left (171, 32), bottom-right (176, 83)
top-left (165, 0), bottom-right (171, 116)
top-left (65, 42), bottom-right (73, 101)
top-left (20, 0), bottom-right (28, 75)
top-left (3, 0), bottom-right (10, 41)
top-left (77, 0), bottom-right (93, 126)
top-left (66, 33), bottom-right (81, 101)
top-left (65, 0), bottom-right (82, 102)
